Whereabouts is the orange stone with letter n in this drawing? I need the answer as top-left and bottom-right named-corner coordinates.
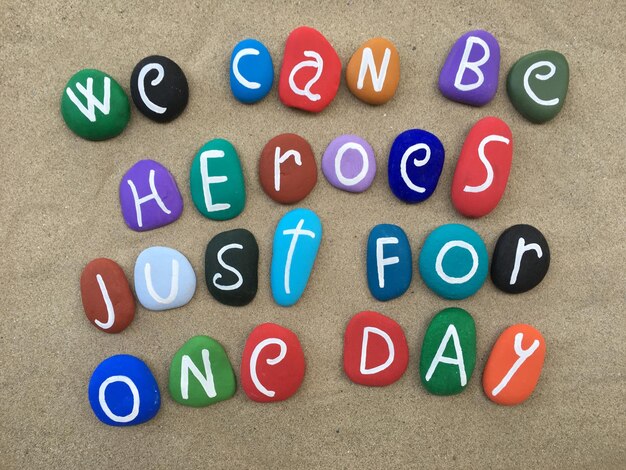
top-left (346, 37), bottom-right (400, 105)
top-left (482, 324), bottom-right (546, 405)
top-left (80, 258), bottom-right (135, 333)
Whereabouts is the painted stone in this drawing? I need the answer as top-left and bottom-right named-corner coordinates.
top-left (345, 37), bottom-right (400, 105)
top-left (483, 324), bottom-right (546, 405)
top-left (366, 224), bottom-right (412, 301)
top-left (119, 159), bottom-right (183, 232)
top-left (321, 135), bottom-right (376, 193)
top-left (88, 354), bottom-right (160, 426)
top-left (419, 308), bottom-right (476, 395)
top-left (278, 26), bottom-right (341, 113)
top-left (80, 258), bottom-right (135, 333)
top-left (451, 117), bottom-right (513, 218)
top-left (134, 246), bottom-right (196, 311)
top-left (507, 50), bottom-right (569, 123)
top-left (230, 38), bottom-right (274, 104)
top-left (190, 138), bottom-right (246, 220)
top-left (388, 129), bottom-right (445, 203)
top-left (418, 223), bottom-right (488, 300)
top-left (130, 55), bottom-right (188, 123)
top-left (491, 224), bottom-right (550, 294)
top-left (240, 323), bottom-right (306, 402)
top-left (259, 133), bottom-right (317, 204)
top-left (438, 30), bottom-right (500, 106)
top-left (205, 228), bottom-right (259, 307)
top-left (343, 311), bottom-right (409, 386)
top-left (168, 335), bottom-right (236, 407)
top-left (61, 68), bottom-right (130, 141)
top-left (270, 208), bottom-right (322, 307)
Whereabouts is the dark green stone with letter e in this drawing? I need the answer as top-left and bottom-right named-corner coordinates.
top-left (507, 50), bottom-right (569, 124)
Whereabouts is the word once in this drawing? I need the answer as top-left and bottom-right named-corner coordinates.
top-left (87, 314), bottom-right (546, 426)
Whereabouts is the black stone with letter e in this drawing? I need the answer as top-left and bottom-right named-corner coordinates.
top-left (130, 55), bottom-right (189, 122)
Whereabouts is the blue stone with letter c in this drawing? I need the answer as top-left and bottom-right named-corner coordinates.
top-left (230, 38), bottom-right (274, 103)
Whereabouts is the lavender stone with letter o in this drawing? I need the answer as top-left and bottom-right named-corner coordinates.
top-left (438, 30), bottom-right (500, 107)
top-left (321, 135), bottom-right (376, 193)
top-left (119, 159), bottom-right (183, 232)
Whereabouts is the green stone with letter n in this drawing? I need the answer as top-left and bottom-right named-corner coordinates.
top-left (61, 68), bottom-right (130, 140)
top-left (507, 50), bottom-right (569, 124)
top-left (169, 335), bottom-right (236, 407)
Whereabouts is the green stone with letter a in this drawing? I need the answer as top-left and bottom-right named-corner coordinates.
top-left (419, 307), bottom-right (476, 395)
top-left (507, 50), bottom-right (569, 124)
top-left (190, 138), bottom-right (246, 221)
top-left (61, 68), bottom-right (130, 140)
top-left (169, 335), bottom-right (236, 407)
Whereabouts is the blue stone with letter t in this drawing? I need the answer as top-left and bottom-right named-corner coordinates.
top-left (230, 38), bottom-right (274, 103)
top-left (271, 208), bottom-right (322, 307)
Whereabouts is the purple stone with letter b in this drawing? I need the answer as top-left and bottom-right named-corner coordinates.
top-left (321, 134), bottom-right (376, 193)
top-left (119, 159), bottom-right (183, 232)
top-left (438, 30), bottom-right (500, 106)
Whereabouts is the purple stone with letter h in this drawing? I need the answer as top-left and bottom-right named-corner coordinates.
top-left (438, 29), bottom-right (500, 106)
top-left (119, 159), bottom-right (183, 232)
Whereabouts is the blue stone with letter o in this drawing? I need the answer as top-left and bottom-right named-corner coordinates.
top-left (388, 129), bottom-right (445, 203)
top-left (367, 224), bottom-right (412, 301)
top-left (230, 38), bottom-right (274, 104)
top-left (88, 354), bottom-right (161, 426)
top-left (419, 223), bottom-right (488, 300)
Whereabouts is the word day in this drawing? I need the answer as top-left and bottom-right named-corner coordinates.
top-left (60, 26), bottom-right (570, 141)
top-left (87, 317), bottom-right (546, 426)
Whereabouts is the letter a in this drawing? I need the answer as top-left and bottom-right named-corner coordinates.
top-left (425, 325), bottom-right (467, 386)
top-left (289, 51), bottom-right (324, 102)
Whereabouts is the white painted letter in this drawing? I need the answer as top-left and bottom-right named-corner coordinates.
top-left (138, 63), bottom-right (167, 114)
top-left (66, 76), bottom-right (111, 122)
top-left (250, 338), bottom-right (287, 397)
top-left (144, 259), bottom-right (179, 304)
top-left (454, 36), bottom-right (490, 92)
top-left (425, 325), bottom-right (467, 386)
top-left (99, 375), bottom-right (140, 423)
top-left (357, 47), bottom-right (391, 92)
top-left (510, 237), bottom-right (543, 285)
top-left (360, 327), bottom-right (395, 375)
top-left (181, 349), bottom-right (217, 400)
top-left (288, 50), bottom-right (324, 102)
top-left (200, 150), bottom-right (230, 212)
top-left (335, 142), bottom-right (369, 187)
top-left (376, 237), bottom-right (399, 289)
top-left (401, 143), bottom-right (431, 193)
top-left (95, 274), bottom-right (115, 329)
top-left (126, 169), bottom-right (172, 228)
top-left (435, 241), bottom-right (479, 284)
top-left (282, 219), bottom-right (316, 295)
top-left (491, 333), bottom-right (540, 396)
top-left (233, 48), bottom-right (261, 90)
top-left (274, 147), bottom-right (302, 192)
top-left (523, 61), bottom-right (559, 106)
top-left (212, 243), bottom-right (244, 291)
top-left (463, 134), bottom-right (510, 193)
